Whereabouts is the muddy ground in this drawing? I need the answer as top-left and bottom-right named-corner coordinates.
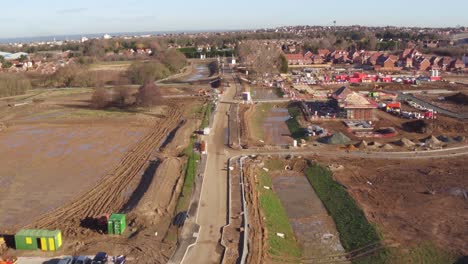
top-left (242, 103), bottom-right (293, 147)
top-left (318, 156), bottom-right (468, 256)
top-left (0, 87), bottom-right (206, 263)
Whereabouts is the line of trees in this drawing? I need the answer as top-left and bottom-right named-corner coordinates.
top-left (90, 82), bottom-right (161, 109)
top-left (0, 73), bottom-right (32, 98)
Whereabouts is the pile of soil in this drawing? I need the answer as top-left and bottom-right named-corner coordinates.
top-left (445, 92), bottom-right (468, 105)
top-left (402, 120), bottom-right (433, 134)
top-left (395, 137), bottom-right (416, 147)
top-left (381, 144), bottom-right (394, 150)
top-left (355, 140), bottom-right (368, 149)
top-left (424, 135), bottom-right (442, 146)
top-left (319, 132), bottom-right (351, 145)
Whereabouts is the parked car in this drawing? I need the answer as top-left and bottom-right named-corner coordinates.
top-left (57, 256), bottom-right (73, 264)
top-left (91, 252), bottom-right (108, 264)
top-left (75, 256), bottom-right (91, 264)
top-left (113, 255), bottom-right (126, 264)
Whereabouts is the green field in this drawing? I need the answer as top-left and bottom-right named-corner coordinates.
top-left (257, 171), bottom-right (302, 261)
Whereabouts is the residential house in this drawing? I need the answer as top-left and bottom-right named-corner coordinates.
top-left (450, 59), bottom-right (465, 71)
top-left (317, 49), bottom-right (331, 58)
top-left (303, 51), bottom-right (313, 60)
top-left (438, 57), bottom-right (453, 71)
top-left (287, 45), bottom-right (297, 53)
top-left (416, 58), bottom-right (431, 71)
top-left (311, 55), bottom-right (324, 64)
top-left (331, 86), bottom-right (377, 120)
top-left (284, 53), bottom-right (306, 65)
top-left (368, 52), bottom-right (383, 66)
top-left (330, 50), bottom-right (349, 64)
top-left (429, 56), bottom-right (442, 68)
top-left (383, 56), bottom-right (397, 69)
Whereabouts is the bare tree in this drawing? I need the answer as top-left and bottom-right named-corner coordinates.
top-left (90, 88), bottom-right (111, 109)
top-left (113, 86), bottom-right (133, 108)
top-left (136, 81), bottom-right (161, 107)
top-left (238, 41), bottom-right (281, 79)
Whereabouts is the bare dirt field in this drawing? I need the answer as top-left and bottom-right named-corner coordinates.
top-left (319, 156), bottom-right (468, 256)
top-left (0, 86), bottom-right (206, 263)
top-left (0, 123), bottom-right (147, 229)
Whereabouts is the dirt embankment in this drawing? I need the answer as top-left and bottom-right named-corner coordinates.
top-left (244, 166), bottom-right (268, 264)
top-left (323, 157), bottom-right (468, 256)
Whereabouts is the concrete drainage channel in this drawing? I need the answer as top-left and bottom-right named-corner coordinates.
top-left (220, 156), bottom-right (249, 264)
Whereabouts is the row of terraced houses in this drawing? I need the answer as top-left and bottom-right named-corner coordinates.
top-left (284, 48), bottom-right (466, 72)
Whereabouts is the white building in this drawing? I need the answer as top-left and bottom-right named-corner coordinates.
top-left (81, 37), bottom-right (89, 43)
top-left (103, 34), bottom-right (112, 40)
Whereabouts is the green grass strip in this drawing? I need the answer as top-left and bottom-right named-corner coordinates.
top-left (258, 171), bottom-right (302, 259)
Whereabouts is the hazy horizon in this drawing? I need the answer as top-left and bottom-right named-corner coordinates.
top-left (1, 0), bottom-right (467, 39)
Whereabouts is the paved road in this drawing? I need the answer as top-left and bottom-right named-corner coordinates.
top-left (181, 75), bottom-right (236, 264)
top-left (396, 91), bottom-right (468, 120)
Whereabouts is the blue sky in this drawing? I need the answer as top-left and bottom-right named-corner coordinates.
top-left (1, 0), bottom-right (467, 38)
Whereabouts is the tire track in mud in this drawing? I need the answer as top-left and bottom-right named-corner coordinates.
top-left (27, 106), bottom-right (183, 235)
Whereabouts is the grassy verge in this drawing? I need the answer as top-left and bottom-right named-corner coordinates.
top-left (286, 104), bottom-right (306, 140)
top-left (175, 137), bottom-right (200, 213)
top-left (257, 170), bottom-right (302, 260)
top-left (250, 103), bottom-right (273, 140)
top-left (200, 101), bottom-right (215, 128)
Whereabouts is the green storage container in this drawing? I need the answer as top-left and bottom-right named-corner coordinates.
top-left (15, 229), bottom-right (62, 251)
top-left (108, 213), bottom-right (126, 235)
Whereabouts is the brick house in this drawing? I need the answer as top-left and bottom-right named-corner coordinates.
top-left (332, 86), bottom-right (377, 120)
top-left (416, 58), bottom-right (431, 71)
top-left (311, 55), bottom-right (324, 64)
top-left (284, 53), bottom-right (306, 65)
top-left (450, 59), bottom-right (465, 71)
top-left (317, 49), bottom-right (331, 58)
